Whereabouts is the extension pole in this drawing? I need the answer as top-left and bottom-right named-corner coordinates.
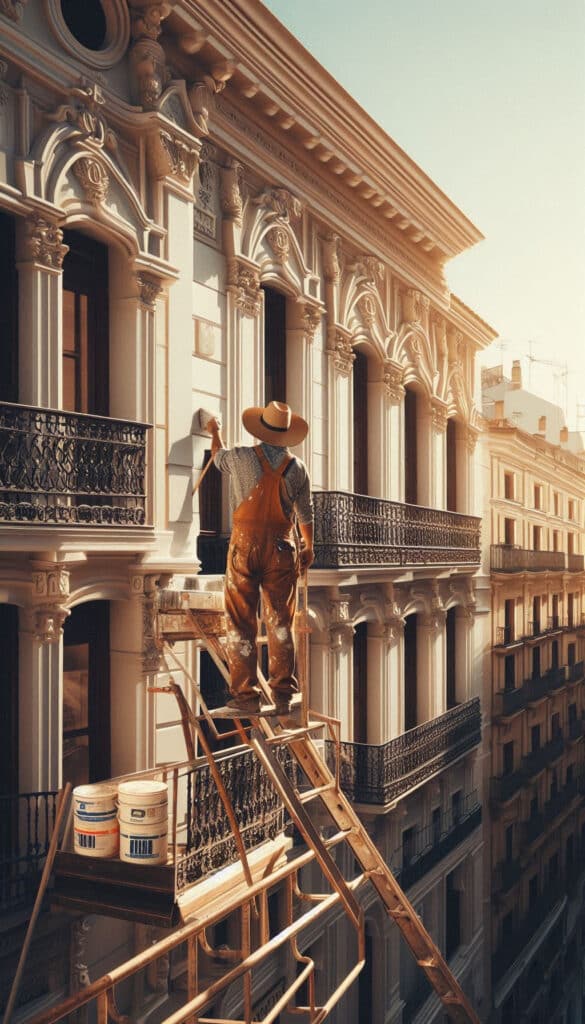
top-left (4, 783), bottom-right (72, 1024)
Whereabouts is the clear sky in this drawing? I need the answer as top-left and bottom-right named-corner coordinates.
top-left (262, 0), bottom-right (585, 428)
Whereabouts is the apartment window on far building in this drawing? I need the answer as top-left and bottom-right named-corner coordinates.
top-left (568, 641), bottom-right (576, 668)
top-left (568, 531), bottom-right (575, 555)
top-left (568, 593), bottom-right (575, 630)
top-left (62, 230), bottom-right (109, 416)
top-left (532, 524), bottom-right (541, 551)
top-left (551, 711), bottom-right (561, 740)
top-left (402, 826), bottom-right (415, 868)
top-left (504, 597), bottom-right (515, 643)
top-left (505, 824), bottom-right (514, 862)
top-left (432, 807), bottom-right (441, 845)
top-left (445, 870), bottom-right (461, 959)
top-left (566, 761), bottom-right (575, 786)
top-left (503, 740), bottom-right (514, 776)
top-left (531, 645), bottom-right (541, 679)
top-left (548, 851), bottom-right (559, 882)
top-left (504, 654), bottom-right (515, 691)
top-left (553, 529), bottom-right (559, 552)
top-left (451, 789), bottom-right (462, 826)
top-left (553, 491), bottom-right (560, 516)
top-left (504, 517), bottom-right (515, 546)
top-left (531, 723), bottom-right (540, 752)
top-left (568, 499), bottom-right (576, 521)
top-left (529, 795), bottom-right (538, 820)
top-left (504, 471), bottom-right (514, 500)
top-left (534, 483), bottom-right (542, 510)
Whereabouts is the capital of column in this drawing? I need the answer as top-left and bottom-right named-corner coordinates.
top-left (21, 213), bottom-right (68, 270)
top-left (220, 158), bottom-right (243, 224)
top-left (137, 270), bottom-right (163, 309)
top-left (227, 256), bottom-right (262, 318)
top-left (383, 360), bottom-right (405, 403)
top-left (382, 615), bottom-right (405, 647)
top-left (327, 326), bottom-right (355, 376)
top-left (430, 398), bottom-right (448, 433)
top-left (30, 560), bottom-right (71, 643)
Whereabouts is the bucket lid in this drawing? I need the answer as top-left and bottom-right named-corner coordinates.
top-left (73, 784), bottom-right (118, 799)
top-left (118, 780), bottom-right (168, 797)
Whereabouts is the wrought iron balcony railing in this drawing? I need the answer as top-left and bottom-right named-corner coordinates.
top-left (522, 735), bottom-right (564, 777)
top-left (325, 698), bottom-right (481, 806)
top-left (0, 791), bottom-right (58, 913)
top-left (495, 625), bottom-right (515, 646)
top-left (0, 402), bottom-right (149, 526)
top-left (567, 553), bottom-right (585, 572)
top-left (495, 666), bottom-right (570, 718)
top-left (492, 880), bottom-right (565, 983)
top-left (567, 660), bottom-right (584, 682)
top-left (313, 491), bottom-right (481, 568)
top-left (390, 792), bottom-right (481, 889)
top-left (491, 545), bottom-right (566, 573)
top-left (491, 770), bottom-right (524, 804)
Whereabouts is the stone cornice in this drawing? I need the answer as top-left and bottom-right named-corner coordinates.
top-left (449, 294), bottom-right (498, 351)
top-left (164, 1), bottom-right (484, 262)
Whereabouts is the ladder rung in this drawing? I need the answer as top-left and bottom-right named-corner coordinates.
top-left (322, 828), bottom-right (354, 849)
top-left (297, 782), bottom-right (336, 804)
top-left (264, 723), bottom-right (323, 744)
top-left (417, 957), bottom-right (439, 969)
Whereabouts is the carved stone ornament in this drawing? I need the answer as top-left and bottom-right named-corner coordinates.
top-left (70, 917), bottom-right (92, 993)
top-left (73, 156), bottom-right (110, 205)
top-left (24, 214), bottom-right (69, 269)
top-left (130, 1), bottom-right (170, 41)
top-left (401, 287), bottom-right (426, 324)
top-left (430, 399), bottom-right (448, 433)
top-left (32, 565), bottom-right (70, 598)
top-left (357, 292), bottom-right (376, 327)
top-left (322, 232), bottom-right (340, 283)
top-left (220, 157), bottom-right (243, 223)
top-left (466, 426), bottom-right (479, 454)
top-left (266, 225), bottom-right (290, 264)
top-left (188, 75), bottom-right (225, 137)
top-left (137, 271), bottom-right (162, 308)
top-left (354, 254), bottom-right (384, 283)
top-left (383, 361), bottom-right (405, 403)
top-left (432, 312), bottom-right (448, 357)
top-left (33, 607), bottom-right (70, 643)
top-left (49, 83), bottom-right (116, 152)
top-left (0, 0), bottom-right (27, 21)
top-left (159, 129), bottom-right (199, 183)
top-left (328, 328), bottom-right (355, 376)
top-left (135, 573), bottom-right (164, 674)
top-left (382, 615), bottom-right (405, 646)
top-left (301, 302), bottom-right (322, 341)
top-left (253, 186), bottom-right (302, 222)
top-left (228, 257), bottom-right (262, 318)
top-left (129, 33), bottom-right (168, 109)
top-left (329, 620), bottom-right (355, 652)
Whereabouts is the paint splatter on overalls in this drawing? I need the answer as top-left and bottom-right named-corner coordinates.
top-left (224, 447), bottom-right (300, 703)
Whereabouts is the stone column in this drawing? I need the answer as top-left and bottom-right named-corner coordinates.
top-left (418, 604), bottom-right (446, 723)
top-left (225, 256), bottom-right (263, 443)
top-left (326, 327), bottom-right (354, 491)
top-left (16, 213), bottom-right (68, 407)
top-left (327, 594), bottom-right (354, 737)
top-left (383, 361), bottom-right (405, 502)
top-left (430, 399), bottom-right (448, 510)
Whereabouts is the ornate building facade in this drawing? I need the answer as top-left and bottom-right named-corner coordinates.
top-left (481, 364), bottom-right (585, 1024)
top-left (0, 1), bottom-right (495, 1020)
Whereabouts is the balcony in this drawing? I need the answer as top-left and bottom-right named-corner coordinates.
top-left (325, 698), bottom-right (481, 806)
top-left (391, 793), bottom-right (481, 890)
top-left (522, 735), bottom-right (564, 777)
top-left (495, 667), bottom-right (568, 718)
top-left (0, 791), bottom-right (58, 913)
top-left (491, 770), bottom-right (524, 804)
top-left (0, 402), bottom-right (149, 527)
top-left (53, 746), bottom-right (294, 925)
top-left (313, 491), bottom-right (481, 569)
top-left (492, 881), bottom-right (566, 982)
top-left (567, 553), bottom-right (584, 572)
top-left (491, 545), bottom-right (566, 573)
top-left (495, 625), bottom-right (516, 646)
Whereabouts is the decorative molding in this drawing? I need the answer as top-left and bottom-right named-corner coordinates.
top-left (327, 327), bottom-right (355, 376)
top-left (301, 301), bottom-right (322, 341)
top-left (23, 214), bottom-right (68, 269)
top-left (321, 232), bottom-right (340, 283)
top-left (46, 0), bottom-right (129, 68)
top-left (253, 186), bottom-right (302, 221)
top-left (401, 287), bottom-right (429, 324)
top-left (70, 917), bottom-right (92, 993)
top-left (465, 426), bottom-right (479, 454)
top-left (129, 1), bottom-right (169, 41)
top-left (357, 292), bottom-right (376, 327)
top-left (31, 561), bottom-right (70, 643)
top-left (266, 225), bottom-right (290, 263)
top-left (219, 157), bottom-right (243, 223)
top-left (188, 74), bottom-right (225, 137)
top-left (72, 156), bottom-right (110, 205)
top-left (129, 4), bottom-right (172, 109)
top-left (353, 254), bottom-right (384, 283)
top-left (383, 360), bottom-right (405, 403)
top-left (137, 271), bottom-right (162, 308)
top-left (48, 83), bottom-right (116, 152)
top-left (430, 398), bottom-right (448, 433)
top-left (0, 0), bottom-right (27, 21)
top-left (382, 615), bottom-right (405, 647)
top-left (227, 257), bottom-right (262, 317)
top-left (158, 129), bottom-right (199, 183)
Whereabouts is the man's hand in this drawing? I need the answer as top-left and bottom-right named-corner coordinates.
top-left (299, 545), bottom-right (315, 572)
top-left (206, 416), bottom-right (221, 434)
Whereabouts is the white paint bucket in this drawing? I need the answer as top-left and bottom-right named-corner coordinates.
top-left (118, 817), bottom-right (168, 865)
top-left (73, 784), bottom-right (119, 858)
top-left (118, 780), bottom-right (168, 823)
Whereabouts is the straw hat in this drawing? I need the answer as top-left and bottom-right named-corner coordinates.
top-left (242, 401), bottom-right (308, 447)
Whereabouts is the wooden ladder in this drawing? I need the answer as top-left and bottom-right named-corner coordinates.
top-left (158, 600), bottom-right (481, 1024)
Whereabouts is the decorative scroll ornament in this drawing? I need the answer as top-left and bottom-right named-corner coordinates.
top-left (220, 157), bottom-right (243, 223)
top-left (31, 562), bottom-right (71, 643)
top-left (322, 232), bottom-right (340, 283)
top-left (73, 156), bottom-right (109, 205)
top-left (401, 287), bottom-right (429, 324)
top-left (159, 129), bottom-right (199, 183)
top-left (24, 215), bottom-right (69, 269)
top-left (357, 293), bottom-right (376, 327)
top-left (430, 399), bottom-right (448, 433)
top-left (137, 272), bottom-right (162, 308)
top-left (266, 225), bottom-right (290, 264)
top-left (353, 254), bottom-right (384, 283)
top-left (188, 74), bottom-right (225, 137)
top-left (383, 361), bottom-right (405, 403)
top-left (0, 0), bottom-right (27, 21)
top-left (129, 2), bottom-right (171, 109)
top-left (49, 83), bottom-right (116, 152)
top-left (328, 328), bottom-right (355, 376)
top-left (301, 302), bottom-right (322, 341)
top-left (253, 187), bottom-right (302, 222)
top-left (228, 257), bottom-right (262, 318)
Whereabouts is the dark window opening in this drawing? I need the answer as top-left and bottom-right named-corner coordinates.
top-left (0, 604), bottom-right (19, 795)
top-left (353, 620), bottom-right (368, 743)
top-left (263, 286), bottom-right (286, 405)
top-left (62, 600), bottom-right (110, 786)
top-left (0, 212), bottom-right (18, 402)
top-left (353, 349), bottom-right (368, 495)
top-left (446, 419), bottom-right (457, 512)
top-left (445, 871), bottom-right (461, 958)
top-left (404, 388), bottom-right (418, 505)
top-left (404, 614), bottom-right (418, 731)
top-left (446, 606), bottom-right (457, 709)
top-left (62, 230), bottom-right (109, 416)
top-left (60, 0), bottom-right (107, 50)
top-left (504, 654), bottom-right (515, 691)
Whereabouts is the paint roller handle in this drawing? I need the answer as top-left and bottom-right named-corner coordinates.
top-left (191, 454), bottom-right (215, 496)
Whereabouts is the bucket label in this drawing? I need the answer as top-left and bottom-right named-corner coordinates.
top-left (129, 837), bottom-right (153, 857)
top-left (76, 834), bottom-right (96, 850)
top-left (130, 809), bottom-right (146, 819)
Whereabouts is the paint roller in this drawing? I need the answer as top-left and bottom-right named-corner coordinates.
top-left (192, 408), bottom-right (221, 496)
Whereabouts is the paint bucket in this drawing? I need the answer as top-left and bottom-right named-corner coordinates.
top-left (118, 780), bottom-right (168, 865)
top-left (73, 784), bottom-right (119, 858)
top-left (118, 817), bottom-right (168, 865)
top-left (117, 780), bottom-right (168, 823)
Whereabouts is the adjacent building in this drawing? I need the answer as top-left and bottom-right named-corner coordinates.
top-left (481, 362), bottom-right (585, 1024)
top-left (0, 1), bottom-right (495, 1020)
